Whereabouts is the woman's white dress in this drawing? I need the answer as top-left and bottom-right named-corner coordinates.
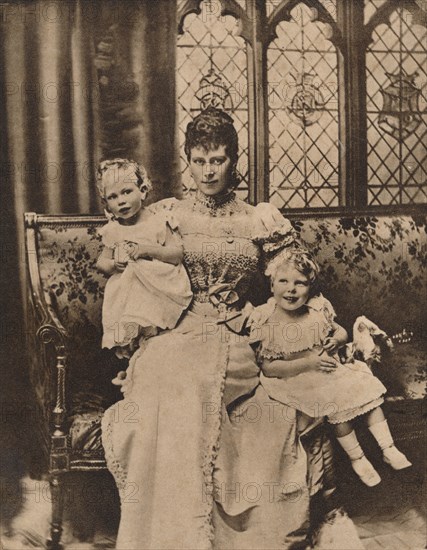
top-left (101, 193), bottom-right (363, 549)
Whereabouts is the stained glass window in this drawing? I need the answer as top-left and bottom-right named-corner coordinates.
top-left (176, 0), bottom-right (425, 210)
top-left (177, 0), bottom-right (249, 200)
top-left (366, 6), bottom-right (427, 205)
top-left (267, 2), bottom-right (339, 208)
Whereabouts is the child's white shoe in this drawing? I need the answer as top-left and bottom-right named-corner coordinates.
top-left (336, 430), bottom-right (381, 487)
top-left (369, 419), bottom-right (412, 470)
top-left (350, 456), bottom-right (381, 487)
top-left (382, 446), bottom-right (412, 470)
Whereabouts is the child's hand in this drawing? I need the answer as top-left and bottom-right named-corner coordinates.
top-left (112, 370), bottom-right (131, 394)
top-left (307, 352), bottom-right (339, 373)
top-left (113, 257), bottom-right (127, 272)
top-left (322, 336), bottom-right (341, 354)
top-left (114, 242), bottom-right (131, 271)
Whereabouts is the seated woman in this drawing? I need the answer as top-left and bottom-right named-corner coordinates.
top-left (101, 107), bottom-right (363, 549)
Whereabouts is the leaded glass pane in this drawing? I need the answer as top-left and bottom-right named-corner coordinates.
top-left (267, 2), bottom-right (339, 209)
top-left (177, 0), bottom-right (249, 200)
top-left (364, 0), bottom-right (388, 24)
top-left (366, 8), bottom-right (427, 205)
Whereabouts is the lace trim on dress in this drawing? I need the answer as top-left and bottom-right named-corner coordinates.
top-left (257, 321), bottom-right (328, 358)
top-left (100, 348), bottom-right (144, 501)
top-left (259, 344), bottom-right (316, 360)
top-left (328, 396), bottom-right (384, 424)
top-left (252, 203), bottom-right (301, 274)
top-left (200, 341), bottom-right (230, 546)
top-left (101, 403), bottom-right (128, 500)
top-left (258, 228), bottom-right (301, 254)
top-left (256, 295), bottom-right (336, 358)
top-left (192, 191), bottom-right (245, 217)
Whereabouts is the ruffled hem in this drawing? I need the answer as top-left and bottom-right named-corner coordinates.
top-left (259, 342), bottom-right (319, 359)
top-left (328, 396), bottom-right (384, 424)
top-left (100, 346), bottom-right (147, 496)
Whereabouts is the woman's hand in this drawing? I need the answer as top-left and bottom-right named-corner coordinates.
top-left (126, 241), bottom-right (183, 265)
top-left (127, 241), bottom-right (149, 261)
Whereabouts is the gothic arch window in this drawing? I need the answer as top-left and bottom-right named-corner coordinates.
top-left (267, 2), bottom-right (339, 208)
top-left (366, 4), bottom-right (427, 205)
top-left (177, 0), bottom-right (249, 199)
top-left (176, 0), bottom-right (426, 212)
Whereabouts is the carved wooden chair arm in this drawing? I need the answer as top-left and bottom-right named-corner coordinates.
top-left (25, 212), bottom-right (71, 472)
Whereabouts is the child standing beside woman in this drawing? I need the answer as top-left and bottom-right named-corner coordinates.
top-left (96, 158), bottom-right (192, 358)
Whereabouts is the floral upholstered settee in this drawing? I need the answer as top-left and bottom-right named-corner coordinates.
top-left (24, 209), bottom-right (426, 549)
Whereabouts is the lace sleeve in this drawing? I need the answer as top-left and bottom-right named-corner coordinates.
top-left (253, 202), bottom-right (300, 268)
top-left (154, 211), bottom-right (183, 246)
top-left (148, 197), bottom-right (179, 214)
top-left (322, 297), bottom-right (337, 324)
top-left (248, 297), bottom-right (277, 345)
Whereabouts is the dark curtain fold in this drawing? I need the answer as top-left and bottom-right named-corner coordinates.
top-left (94, 0), bottom-right (180, 202)
top-left (0, 0), bottom-right (179, 474)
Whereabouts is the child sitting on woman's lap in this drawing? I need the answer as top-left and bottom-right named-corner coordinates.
top-left (96, 158), bottom-right (192, 358)
top-left (251, 247), bottom-right (411, 487)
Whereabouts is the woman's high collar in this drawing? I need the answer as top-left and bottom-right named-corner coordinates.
top-left (193, 190), bottom-right (240, 216)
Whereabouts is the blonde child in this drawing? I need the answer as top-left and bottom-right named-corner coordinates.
top-left (252, 247), bottom-right (411, 487)
top-left (96, 158), bottom-right (192, 357)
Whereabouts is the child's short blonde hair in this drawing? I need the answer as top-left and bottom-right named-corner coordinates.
top-left (266, 247), bottom-right (320, 293)
top-left (96, 158), bottom-right (153, 199)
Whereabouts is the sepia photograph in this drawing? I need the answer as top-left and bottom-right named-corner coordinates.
top-left (0, 0), bottom-right (426, 549)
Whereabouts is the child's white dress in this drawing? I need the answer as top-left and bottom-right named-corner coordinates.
top-left (253, 295), bottom-right (386, 424)
top-left (99, 209), bottom-right (192, 350)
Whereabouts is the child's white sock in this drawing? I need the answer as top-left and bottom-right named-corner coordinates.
top-left (368, 419), bottom-right (412, 470)
top-left (336, 430), bottom-right (381, 487)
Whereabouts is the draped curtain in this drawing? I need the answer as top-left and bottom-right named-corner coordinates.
top-left (0, 0), bottom-right (179, 470)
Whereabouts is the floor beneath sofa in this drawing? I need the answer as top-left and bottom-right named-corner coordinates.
top-left (339, 467), bottom-right (426, 549)
top-left (1, 404), bottom-right (425, 549)
top-left (1, 510), bottom-right (425, 550)
top-left (334, 404), bottom-right (426, 550)
top-left (1, 468), bottom-right (425, 550)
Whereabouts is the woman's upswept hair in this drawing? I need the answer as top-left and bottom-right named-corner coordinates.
top-left (184, 107), bottom-right (241, 189)
top-left (267, 247), bottom-right (320, 296)
top-left (96, 158), bottom-right (153, 199)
